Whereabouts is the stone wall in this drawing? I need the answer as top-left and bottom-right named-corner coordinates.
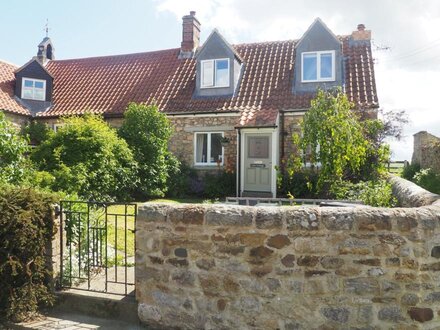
top-left (2, 111), bottom-right (29, 128)
top-left (412, 131), bottom-right (440, 174)
top-left (136, 177), bottom-right (440, 329)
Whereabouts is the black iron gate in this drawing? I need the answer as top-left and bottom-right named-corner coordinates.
top-left (59, 201), bottom-right (137, 296)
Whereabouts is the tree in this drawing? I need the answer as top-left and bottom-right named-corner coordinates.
top-left (32, 114), bottom-right (137, 200)
top-left (119, 103), bottom-right (179, 199)
top-left (0, 112), bottom-right (30, 185)
top-left (290, 89), bottom-right (368, 190)
top-left (354, 109), bottom-right (408, 181)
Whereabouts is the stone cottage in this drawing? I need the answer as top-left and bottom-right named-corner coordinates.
top-left (0, 12), bottom-right (378, 197)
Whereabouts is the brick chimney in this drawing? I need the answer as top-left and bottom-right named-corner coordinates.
top-left (351, 23), bottom-right (371, 41)
top-left (179, 11), bottom-right (201, 59)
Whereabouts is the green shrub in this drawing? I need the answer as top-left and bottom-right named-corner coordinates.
top-left (166, 162), bottom-right (199, 198)
top-left (331, 179), bottom-right (397, 207)
top-left (21, 120), bottom-right (53, 145)
top-left (119, 103), bottom-right (179, 199)
top-left (0, 112), bottom-right (31, 185)
top-left (278, 169), bottom-right (319, 199)
top-left (31, 114), bottom-right (137, 201)
top-left (203, 170), bottom-right (236, 199)
top-left (402, 163), bottom-right (421, 181)
top-left (166, 165), bottom-right (235, 199)
top-left (0, 186), bottom-right (58, 322)
top-left (413, 168), bottom-right (440, 194)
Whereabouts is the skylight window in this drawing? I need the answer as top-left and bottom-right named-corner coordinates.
top-left (21, 78), bottom-right (46, 101)
top-left (301, 51), bottom-right (335, 82)
top-left (201, 59), bottom-right (230, 88)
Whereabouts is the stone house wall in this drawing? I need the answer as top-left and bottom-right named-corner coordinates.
top-left (412, 131), bottom-right (440, 173)
top-left (167, 115), bottom-right (239, 172)
top-left (135, 176), bottom-right (440, 329)
top-left (412, 131), bottom-right (440, 174)
top-left (281, 114), bottom-right (302, 169)
top-left (2, 111), bottom-right (30, 128)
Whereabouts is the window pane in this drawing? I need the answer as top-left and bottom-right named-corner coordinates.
top-left (216, 59), bottom-right (228, 70)
top-left (22, 89), bottom-right (33, 99)
top-left (210, 133), bottom-right (223, 163)
top-left (196, 134), bottom-right (208, 163)
top-left (248, 137), bottom-right (269, 158)
top-left (34, 81), bottom-right (45, 89)
top-left (215, 60), bottom-right (229, 87)
top-left (34, 89), bottom-right (45, 100)
top-left (202, 61), bottom-right (214, 87)
top-left (320, 53), bottom-right (333, 79)
top-left (24, 80), bottom-right (34, 88)
top-left (303, 54), bottom-right (317, 81)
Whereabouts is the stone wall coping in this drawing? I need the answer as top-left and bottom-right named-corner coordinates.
top-left (138, 176), bottom-right (440, 228)
top-left (389, 175), bottom-right (440, 208)
top-left (138, 201), bottom-right (440, 230)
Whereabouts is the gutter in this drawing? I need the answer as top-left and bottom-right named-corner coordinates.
top-left (234, 125), bottom-right (278, 129)
top-left (236, 128), bottom-right (241, 197)
top-left (36, 110), bottom-right (241, 120)
top-left (165, 110), bottom-right (240, 116)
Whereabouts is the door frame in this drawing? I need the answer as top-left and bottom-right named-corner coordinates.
top-left (239, 128), bottom-right (278, 197)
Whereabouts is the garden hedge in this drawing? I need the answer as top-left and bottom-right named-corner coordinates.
top-left (0, 186), bottom-right (58, 322)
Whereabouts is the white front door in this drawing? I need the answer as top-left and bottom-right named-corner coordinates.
top-left (243, 133), bottom-right (272, 192)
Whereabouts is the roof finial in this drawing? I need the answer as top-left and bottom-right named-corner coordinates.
top-left (44, 19), bottom-right (50, 37)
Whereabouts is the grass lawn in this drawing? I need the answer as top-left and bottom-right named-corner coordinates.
top-left (104, 199), bottom-right (210, 261)
top-left (105, 204), bottom-right (136, 259)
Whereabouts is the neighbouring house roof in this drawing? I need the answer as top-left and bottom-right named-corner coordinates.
top-left (0, 60), bottom-right (30, 116)
top-left (1, 36), bottom-right (378, 127)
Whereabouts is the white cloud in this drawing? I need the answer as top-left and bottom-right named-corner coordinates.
top-left (154, 0), bottom-right (440, 160)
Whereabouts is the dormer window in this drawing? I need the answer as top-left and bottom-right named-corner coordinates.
top-left (301, 51), bottom-right (335, 82)
top-left (201, 58), bottom-right (230, 88)
top-left (21, 78), bottom-right (46, 101)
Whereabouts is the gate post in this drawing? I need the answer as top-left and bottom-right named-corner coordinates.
top-left (45, 204), bottom-right (63, 292)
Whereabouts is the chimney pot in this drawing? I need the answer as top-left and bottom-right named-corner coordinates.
top-left (357, 24), bottom-right (365, 31)
top-left (190, 11), bottom-right (196, 16)
top-left (352, 24), bottom-right (370, 41)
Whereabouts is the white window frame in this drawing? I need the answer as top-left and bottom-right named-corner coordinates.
top-left (301, 50), bottom-right (335, 82)
top-left (200, 58), bottom-right (230, 89)
top-left (53, 123), bottom-right (65, 132)
top-left (21, 77), bottom-right (46, 101)
top-left (194, 132), bottom-right (225, 166)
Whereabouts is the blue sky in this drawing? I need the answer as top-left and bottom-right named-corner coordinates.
top-left (2, 0), bottom-right (440, 160)
top-left (1, 0), bottom-right (183, 64)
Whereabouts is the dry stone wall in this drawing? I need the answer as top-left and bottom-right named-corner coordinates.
top-left (136, 177), bottom-right (440, 329)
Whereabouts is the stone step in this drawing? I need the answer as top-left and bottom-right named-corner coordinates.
top-left (53, 289), bottom-right (140, 325)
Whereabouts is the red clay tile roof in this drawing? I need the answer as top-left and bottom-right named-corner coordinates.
top-left (0, 60), bottom-right (30, 116)
top-left (32, 37), bottom-right (377, 126)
